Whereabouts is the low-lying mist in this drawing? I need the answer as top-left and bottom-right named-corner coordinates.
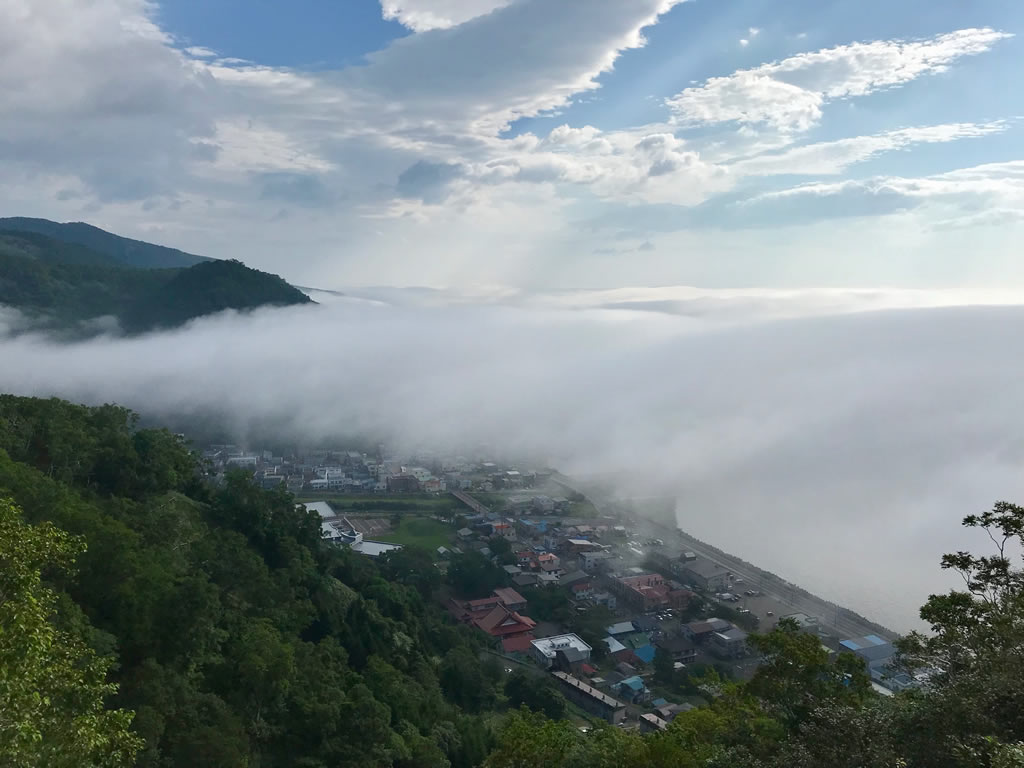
top-left (3, 286), bottom-right (1023, 632)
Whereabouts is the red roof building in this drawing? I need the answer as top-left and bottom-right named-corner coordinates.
top-left (473, 604), bottom-right (537, 638)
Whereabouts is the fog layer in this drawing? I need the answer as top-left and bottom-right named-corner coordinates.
top-left (3, 287), bottom-right (1023, 632)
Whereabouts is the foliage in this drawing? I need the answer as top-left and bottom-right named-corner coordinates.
top-left (504, 672), bottom-right (566, 720)
top-left (0, 217), bottom-right (208, 268)
top-left (0, 230), bottom-right (311, 335)
top-left (447, 551), bottom-right (507, 598)
top-left (0, 395), bottom-right (503, 767)
top-left (0, 496), bottom-right (142, 768)
top-left (521, 585), bottom-right (571, 623)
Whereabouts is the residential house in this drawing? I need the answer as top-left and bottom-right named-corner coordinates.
top-left (530, 634), bottom-right (593, 669)
top-left (559, 569), bottom-right (589, 588)
top-left (591, 591), bottom-right (617, 610)
top-left (491, 522), bottom-right (516, 541)
top-left (537, 552), bottom-right (561, 577)
top-left (512, 572), bottom-right (539, 588)
top-left (457, 527), bottom-right (476, 540)
top-left (615, 675), bottom-right (649, 704)
top-left (579, 550), bottom-right (615, 572)
top-left (550, 672), bottom-right (626, 724)
top-left (655, 635), bottom-right (697, 664)
top-left (570, 582), bottom-right (594, 601)
top-left (681, 558), bottom-right (731, 592)
top-left (605, 621), bottom-right (636, 637)
top-left (683, 618), bottom-right (731, 643)
top-left (564, 538), bottom-right (602, 555)
top-left (710, 627), bottom-right (749, 658)
top-left (492, 587), bottom-right (528, 612)
top-left (613, 572), bottom-right (671, 612)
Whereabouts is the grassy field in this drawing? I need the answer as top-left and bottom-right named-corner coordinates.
top-left (377, 517), bottom-right (454, 551)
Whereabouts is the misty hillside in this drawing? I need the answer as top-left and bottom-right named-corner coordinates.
top-left (0, 229), bottom-right (313, 334)
top-left (0, 216), bottom-right (209, 269)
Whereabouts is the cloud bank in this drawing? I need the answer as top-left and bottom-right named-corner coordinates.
top-left (3, 291), bottom-right (1024, 631)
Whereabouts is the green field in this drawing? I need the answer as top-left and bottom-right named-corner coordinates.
top-left (377, 517), bottom-right (454, 552)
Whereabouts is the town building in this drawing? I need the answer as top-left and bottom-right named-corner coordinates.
top-left (681, 558), bottom-right (731, 592)
top-left (840, 635), bottom-right (896, 669)
top-left (492, 587), bottom-right (528, 612)
top-left (531, 634), bottom-right (593, 669)
top-left (710, 627), bottom-right (748, 658)
top-left (579, 550), bottom-right (615, 572)
top-left (683, 617), bottom-right (732, 643)
top-left (639, 713), bottom-right (670, 733)
top-left (550, 672), bottom-right (626, 724)
top-left (655, 635), bottom-right (698, 664)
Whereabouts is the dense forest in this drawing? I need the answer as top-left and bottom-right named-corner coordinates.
top-left (1, 394), bottom-right (1022, 767)
top-left (0, 228), bottom-right (312, 334)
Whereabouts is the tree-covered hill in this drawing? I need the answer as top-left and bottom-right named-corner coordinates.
top-left (1, 393), bottom-right (1022, 767)
top-left (0, 217), bottom-right (209, 268)
top-left (0, 230), bottom-right (313, 334)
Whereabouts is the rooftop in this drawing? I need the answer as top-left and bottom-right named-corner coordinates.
top-left (606, 621), bottom-right (636, 636)
top-left (683, 558), bottom-right (731, 578)
top-left (531, 633), bottom-right (592, 659)
top-left (494, 587), bottom-right (527, 606)
top-left (551, 672), bottom-right (625, 710)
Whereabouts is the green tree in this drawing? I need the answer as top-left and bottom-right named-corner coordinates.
top-left (447, 552), bottom-right (506, 598)
top-left (504, 671), bottom-right (566, 720)
top-left (0, 497), bottom-right (142, 768)
top-left (653, 645), bottom-right (675, 685)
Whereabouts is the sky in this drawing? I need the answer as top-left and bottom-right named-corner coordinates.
top-left (3, 0), bottom-right (1024, 631)
top-left (2, 0), bottom-right (1023, 290)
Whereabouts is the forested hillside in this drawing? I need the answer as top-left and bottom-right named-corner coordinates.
top-left (0, 230), bottom-right (312, 334)
top-left (0, 394), bottom-right (1022, 767)
top-left (0, 217), bottom-right (209, 268)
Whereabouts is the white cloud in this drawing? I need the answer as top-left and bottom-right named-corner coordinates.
top-left (2, 293), bottom-right (1024, 631)
top-left (380, 0), bottom-right (514, 31)
top-left (668, 28), bottom-right (1012, 132)
top-left (739, 38), bottom-right (750, 47)
top-left (733, 121), bottom-right (1008, 176)
top-left (749, 27), bottom-right (760, 37)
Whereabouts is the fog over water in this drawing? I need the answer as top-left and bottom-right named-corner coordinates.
top-left (3, 286), bottom-right (1024, 633)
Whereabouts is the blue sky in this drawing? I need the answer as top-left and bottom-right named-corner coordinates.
top-left (2, 0), bottom-right (1023, 290)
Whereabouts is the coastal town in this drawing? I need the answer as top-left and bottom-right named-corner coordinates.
top-left (201, 442), bottom-right (920, 731)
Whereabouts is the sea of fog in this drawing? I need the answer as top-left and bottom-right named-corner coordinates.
top-left (3, 285), bottom-right (1024, 633)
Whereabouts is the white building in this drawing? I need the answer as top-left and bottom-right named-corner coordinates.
top-left (530, 634), bottom-right (592, 668)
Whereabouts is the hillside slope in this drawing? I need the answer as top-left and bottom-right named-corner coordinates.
top-left (0, 230), bottom-right (312, 334)
top-left (0, 217), bottom-right (209, 269)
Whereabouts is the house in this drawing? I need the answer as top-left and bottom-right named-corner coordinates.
top-left (512, 572), bottom-right (539, 587)
top-left (502, 564), bottom-right (523, 576)
top-left (491, 522), bottom-right (516, 541)
top-left (501, 634), bottom-right (535, 655)
top-left (457, 527), bottom-right (476, 539)
top-left (683, 617), bottom-right (731, 642)
top-left (570, 582), bottom-right (594, 601)
top-left (564, 538), bottom-right (602, 555)
top-left (656, 635), bottom-right (697, 664)
top-left (579, 550), bottom-right (615, 572)
top-left (537, 552), bottom-right (561, 576)
top-left (681, 558), bottom-right (731, 592)
top-left (613, 572), bottom-right (672, 612)
top-left (550, 672), bottom-right (626, 724)
top-left (591, 591), bottom-right (617, 610)
top-left (493, 587), bottom-right (528, 612)
top-left (710, 627), bottom-right (748, 658)
top-left (559, 569), bottom-right (589, 587)
top-left (474, 604), bottom-right (537, 640)
top-left (531, 634), bottom-right (593, 669)
top-left (639, 713), bottom-right (669, 733)
top-left (605, 621), bottom-right (636, 637)
top-left (387, 474), bottom-right (421, 493)
top-left (615, 675), bottom-right (649, 703)
top-left (537, 572), bottom-right (559, 585)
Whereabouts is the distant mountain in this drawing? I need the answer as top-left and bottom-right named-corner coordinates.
top-left (0, 228), bottom-right (313, 335)
top-left (0, 217), bottom-right (209, 269)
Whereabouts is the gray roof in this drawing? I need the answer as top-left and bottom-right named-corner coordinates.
top-left (683, 558), bottom-right (730, 578)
